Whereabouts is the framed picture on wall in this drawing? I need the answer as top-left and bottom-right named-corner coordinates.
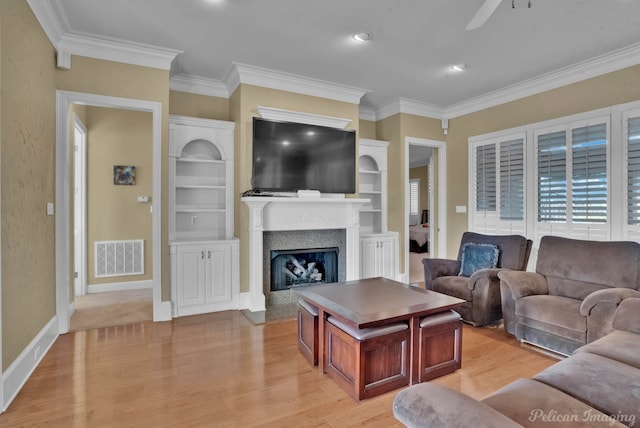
top-left (113, 165), bottom-right (136, 185)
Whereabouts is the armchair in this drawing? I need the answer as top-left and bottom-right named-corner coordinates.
top-left (422, 232), bottom-right (532, 326)
top-left (498, 235), bottom-right (640, 355)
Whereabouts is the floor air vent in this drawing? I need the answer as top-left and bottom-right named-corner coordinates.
top-left (95, 239), bottom-right (144, 278)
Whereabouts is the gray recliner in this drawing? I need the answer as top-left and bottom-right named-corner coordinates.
top-left (498, 235), bottom-right (640, 355)
top-left (422, 232), bottom-right (532, 326)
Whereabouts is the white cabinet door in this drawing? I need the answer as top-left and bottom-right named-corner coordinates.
top-left (378, 236), bottom-right (397, 280)
top-left (176, 245), bottom-right (206, 309)
top-left (205, 244), bottom-right (232, 303)
top-left (360, 237), bottom-right (379, 279)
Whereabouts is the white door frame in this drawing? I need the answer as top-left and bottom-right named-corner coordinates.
top-left (404, 137), bottom-right (447, 278)
top-left (56, 90), bottom-right (170, 334)
top-left (73, 114), bottom-right (87, 296)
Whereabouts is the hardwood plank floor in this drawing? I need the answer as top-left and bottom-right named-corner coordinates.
top-left (0, 311), bottom-right (558, 427)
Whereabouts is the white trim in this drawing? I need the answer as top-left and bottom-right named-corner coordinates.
top-left (405, 137), bottom-right (447, 273)
top-left (72, 114), bottom-right (87, 296)
top-left (2, 317), bottom-right (58, 411)
top-left (26, 0), bottom-right (69, 48)
top-left (359, 106), bottom-right (377, 122)
top-left (224, 63), bottom-right (368, 105)
top-left (57, 32), bottom-right (181, 71)
top-left (56, 91), bottom-right (168, 338)
top-left (87, 279), bottom-right (153, 294)
top-left (169, 74), bottom-right (230, 98)
top-left (377, 98), bottom-right (445, 121)
top-left (255, 106), bottom-right (352, 129)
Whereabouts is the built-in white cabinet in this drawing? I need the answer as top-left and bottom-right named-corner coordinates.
top-left (358, 139), bottom-right (399, 280)
top-left (171, 240), bottom-right (239, 317)
top-left (169, 115), bottom-right (239, 317)
top-left (360, 233), bottom-right (398, 280)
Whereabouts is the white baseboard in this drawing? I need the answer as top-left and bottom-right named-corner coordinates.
top-left (69, 301), bottom-right (75, 317)
top-left (87, 279), bottom-right (152, 294)
top-left (237, 292), bottom-right (266, 312)
top-left (155, 301), bottom-right (172, 322)
top-left (3, 316), bottom-right (58, 411)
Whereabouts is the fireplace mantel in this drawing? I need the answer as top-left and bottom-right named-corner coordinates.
top-left (242, 196), bottom-right (368, 312)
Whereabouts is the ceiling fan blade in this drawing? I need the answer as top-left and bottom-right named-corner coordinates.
top-left (466, 0), bottom-right (504, 30)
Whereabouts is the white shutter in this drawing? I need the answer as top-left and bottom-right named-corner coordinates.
top-left (499, 139), bottom-right (524, 220)
top-left (571, 123), bottom-right (607, 223)
top-left (537, 130), bottom-right (567, 223)
top-left (476, 144), bottom-right (496, 212)
top-left (627, 116), bottom-right (640, 225)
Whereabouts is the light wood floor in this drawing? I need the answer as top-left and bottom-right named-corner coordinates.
top-left (0, 311), bottom-right (558, 427)
top-left (70, 288), bottom-right (153, 332)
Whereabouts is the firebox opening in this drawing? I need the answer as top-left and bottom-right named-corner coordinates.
top-left (270, 247), bottom-right (339, 291)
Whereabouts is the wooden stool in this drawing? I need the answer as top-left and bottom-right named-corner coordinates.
top-left (325, 316), bottom-right (410, 401)
top-left (297, 299), bottom-right (319, 366)
top-left (416, 310), bottom-right (462, 383)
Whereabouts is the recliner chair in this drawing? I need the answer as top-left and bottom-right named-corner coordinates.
top-left (422, 232), bottom-right (532, 326)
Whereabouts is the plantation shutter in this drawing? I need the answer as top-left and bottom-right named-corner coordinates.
top-left (537, 131), bottom-right (567, 222)
top-left (499, 139), bottom-right (524, 220)
top-left (476, 144), bottom-right (496, 211)
top-left (571, 123), bottom-right (607, 223)
top-left (410, 179), bottom-right (419, 216)
top-left (627, 117), bottom-right (640, 224)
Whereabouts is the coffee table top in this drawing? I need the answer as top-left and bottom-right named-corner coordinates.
top-left (296, 277), bottom-right (465, 328)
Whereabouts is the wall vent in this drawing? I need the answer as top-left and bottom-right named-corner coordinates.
top-left (95, 239), bottom-right (144, 278)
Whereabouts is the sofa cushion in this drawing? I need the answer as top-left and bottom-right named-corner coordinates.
top-left (457, 232), bottom-right (530, 271)
top-left (482, 378), bottom-right (628, 428)
top-left (533, 352), bottom-right (640, 426)
top-left (458, 243), bottom-right (499, 277)
top-left (516, 295), bottom-right (586, 342)
top-left (574, 330), bottom-right (640, 369)
top-left (433, 276), bottom-right (473, 301)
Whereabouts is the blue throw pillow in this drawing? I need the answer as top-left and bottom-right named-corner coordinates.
top-left (458, 243), bottom-right (499, 277)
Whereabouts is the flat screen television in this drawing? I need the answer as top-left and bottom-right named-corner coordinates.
top-left (252, 117), bottom-right (356, 194)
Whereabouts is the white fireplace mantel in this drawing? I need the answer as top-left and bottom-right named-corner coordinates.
top-left (242, 196), bottom-right (369, 312)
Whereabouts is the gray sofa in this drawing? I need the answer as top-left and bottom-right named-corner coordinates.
top-left (498, 236), bottom-right (640, 355)
top-left (422, 232), bottom-right (532, 326)
top-left (393, 297), bottom-right (640, 427)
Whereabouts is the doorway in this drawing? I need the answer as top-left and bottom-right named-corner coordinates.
top-left (405, 137), bottom-right (447, 285)
top-left (56, 91), bottom-right (170, 335)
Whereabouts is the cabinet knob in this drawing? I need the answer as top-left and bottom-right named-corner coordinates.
top-left (208, 250), bottom-right (211, 259)
top-left (201, 251), bottom-right (204, 259)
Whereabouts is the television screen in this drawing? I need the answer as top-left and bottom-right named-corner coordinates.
top-left (252, 117), bottom-right (356, 194)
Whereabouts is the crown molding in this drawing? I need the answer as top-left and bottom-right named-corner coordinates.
top-left (445, 41), bottom-right (640, 119)
top-left (57, 32), bottom-right (181, 70)
top-left (255, 106), bottom-right (352, 129)
top-left (169, 74), bottom-right (229, 98)
top-left (376, 97), bottom-right (445, 121)
top-left (27, 0), bottom-right (69, 48)
top-left (224, 63), bottom-right (368, 105)
top-left (359, 106), bottom-right (377, 122)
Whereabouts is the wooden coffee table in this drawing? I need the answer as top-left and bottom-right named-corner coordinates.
top-left (297, 277), bottom-right (465, 385)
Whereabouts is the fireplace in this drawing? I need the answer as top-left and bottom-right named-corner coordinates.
top-left (270, 247), bottom-right (339, 291)
top-left (263, 229), bottom-right (347, 306)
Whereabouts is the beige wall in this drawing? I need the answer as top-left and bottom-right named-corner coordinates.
top-left (359, 119), bottom-right (376, 139)
top-left (169, 90), bottom-right (229, 121)
top-left (445, 64), bottom-right (640, 258)
top-left (230, 84), bottom-right (360, 293)
top-left (56, 56), bottom-right (171, 300)
top-left (85, 107), bottom-right (153, 286)
top-left (1, 0), bottom-right (57, 370)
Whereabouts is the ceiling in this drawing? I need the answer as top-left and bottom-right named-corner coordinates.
top-left (48, 0), bottom-right (640, 116)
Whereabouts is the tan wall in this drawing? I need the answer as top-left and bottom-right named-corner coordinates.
top-left (231, 84), bottom-right (360, 293)
top-left (169, 90), bottom-right (229, 121)
top-left (1, 0), bottom-right (57, 370)
top-left (445, 65), bottom-right (640, 258)
top-left (56, 55), bottom-right (171, 300)
top-left (359, 119), bottom-right (376, 139)
top-left (85, 106), bottom-right (153, 285)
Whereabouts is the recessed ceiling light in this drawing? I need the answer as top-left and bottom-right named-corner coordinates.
top-left (353, 32), bottom-right (372, 42)
top-left (451, 64), bottom-right (467, 72)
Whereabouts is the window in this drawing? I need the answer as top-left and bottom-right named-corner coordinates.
top-left (627, 116), bottom-right (640, 225)
top-left (572, 123), bottom-right (607, 223)
top-left (537, 130), bottom-right (567, 222)
top-left (475, 144), bottom-right (496, 211)
top-left (410, 178), bottom-right (420, 225)
top-left (500, 139), bottom-right (524, 220)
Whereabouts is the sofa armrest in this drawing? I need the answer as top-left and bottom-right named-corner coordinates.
top-left (468, 268), bottom-right (503, 291)
top-left (497, 271), bottom-right (548, 299)
top-left (612, 297), bottom-right (640, 334)
top-left (579, 288), bottom-right (640, 316)
top-left (393, 383), bottom-right (523, 428)
top-left (422, 258), bottom-right (459, 290)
